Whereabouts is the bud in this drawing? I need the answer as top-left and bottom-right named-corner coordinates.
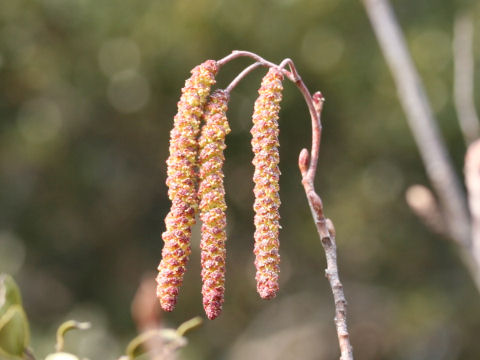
top-left (157, 60), bottom-right (218, 312)
top-left (250, 68), bottom-right (283, 299)
top-left (198, 90), bottom-right (230, 319)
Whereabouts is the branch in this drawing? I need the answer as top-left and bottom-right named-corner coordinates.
top-left (219, 52), bottom-right (322, 175)
top-left (361, 0), bottom-right (480, 295)
top-left (226, 62), bottom-right (263, 93)
top-left (218, 50), bottom-right (284, 70)
top-left (217, 50), bottom-right (295, 83)
top-left (453, 11), bottom-right (480, 145)
top-left (298, 90), bottom-right (354, 360)
top-left (465, 140), bottom-right (480, 287)
top-left (405, 184), bottom-right (446, 236)
top-left (362, 0), bottom-right (471, 246)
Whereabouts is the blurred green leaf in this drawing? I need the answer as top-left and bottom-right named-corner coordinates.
top-left (0, 304), bottom-right (30, 359)
top-left (0, 274), bottom-right (22, 319)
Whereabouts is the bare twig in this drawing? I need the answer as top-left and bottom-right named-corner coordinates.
top-left (225, 58), bottom-right (301, 93)
top-left (282, 59), bottom-right (322, 176)
top-left (218, 51), bottom-right (282, 70)
top-left (454, 11), bottom-right (480, 145)
top-left (226, 62), bottom-right (263, 93)
top-left (362, 0), bottom-right (471, 246)
top-left (217, 50), bottom-right (294, 81)
top-left (298, 93), bottom-right (353, 360)
top-left (218, 51), bottom-right (354, 359)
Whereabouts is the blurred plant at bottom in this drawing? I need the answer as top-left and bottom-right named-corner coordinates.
top-left (0, 273), bottom-right (201, 360)
top-left (44, 320), bottom-right (90, 360)
top-left (0, 273), bottom-right (31, 360)
top-left (118, 317), bottom-right (202, 360)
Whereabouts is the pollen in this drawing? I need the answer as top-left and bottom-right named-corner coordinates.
top-left (198, 90), bottom-right (230, 319)
top-left (157, 60), bottom-right (218, 312)
top-left (250, 68), bottom-right (283, 300)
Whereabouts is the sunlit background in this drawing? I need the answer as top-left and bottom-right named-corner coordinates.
top-left (1, 0), bottom-right (480, 358)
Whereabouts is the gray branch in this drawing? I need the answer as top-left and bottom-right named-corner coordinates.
top-left (454, 12), bottom-right (480, 145)
top-left (362, 0), bottom-right (471, 246)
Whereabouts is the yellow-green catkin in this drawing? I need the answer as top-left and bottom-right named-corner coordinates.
top-left (198, 90), bottom-right (230, 320)
top-left (250, 68), bottom-right (283, 299)
top-left (156, 60), bottom-right (218, 312)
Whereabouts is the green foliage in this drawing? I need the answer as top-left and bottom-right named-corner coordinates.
top-left (0, 275), bottom-right (29, 359)
top-left (0, 274), bottom-right (22, 318)
top-left (0, 305), bottom-right (29, 359)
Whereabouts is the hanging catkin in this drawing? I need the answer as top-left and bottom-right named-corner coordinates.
top-left (156, 60), bottom-right (218, 312)
top-left (250, 68), bottom-right (283, 299)
top-left (198, 89), bottom-right (230, 319)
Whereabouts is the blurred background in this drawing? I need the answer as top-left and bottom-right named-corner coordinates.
top-left (1, 0), bottom-right (480, 358)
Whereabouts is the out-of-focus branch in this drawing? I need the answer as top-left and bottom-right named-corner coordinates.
top-left (454, 12), bottom-right (480, 145)
top-left (131, 274), bottom-right (164, 359)
top-left (362, 0), bottom-right (471, 247)
top-left (362, 0), bottom-right (480, 293)
top-left (405, 185), bottom-right (446, 235)
top-left (465, 140), bottom-right (480, 276)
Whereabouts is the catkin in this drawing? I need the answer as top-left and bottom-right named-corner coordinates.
top-left (156, 60), bottom-right (218, 312)
top-left (198, 90), bottom-right (230, 320)
top-left (251, 68), bottom-right (283, 299)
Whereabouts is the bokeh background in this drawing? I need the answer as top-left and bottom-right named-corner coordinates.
top-left (1, 0), bottom-right (480, 358)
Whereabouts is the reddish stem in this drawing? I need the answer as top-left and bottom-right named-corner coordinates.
top-left (299, 96), bottom-right (354, 360)
top-left (217, 50), bottom-right (294, 81)
top-left (226, 62), bottom-right (263, 93)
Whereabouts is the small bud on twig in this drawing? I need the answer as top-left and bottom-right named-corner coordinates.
top-left (298, 148), bottom-right (309, 176)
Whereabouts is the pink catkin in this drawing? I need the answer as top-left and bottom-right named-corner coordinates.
top-left (198, 90), bottom-right (230, 320)
top-left (251, 68), bottom-right (283, 299)
top-left (156, 60), bottom-right (218, 312)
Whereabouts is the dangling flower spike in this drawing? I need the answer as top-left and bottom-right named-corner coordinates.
top-left (198, 90), bottom-right (230, 320)
top-left (250, 68), bottom-right (284, 299)
top-left (156, 60), bottom-right (218, 312)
